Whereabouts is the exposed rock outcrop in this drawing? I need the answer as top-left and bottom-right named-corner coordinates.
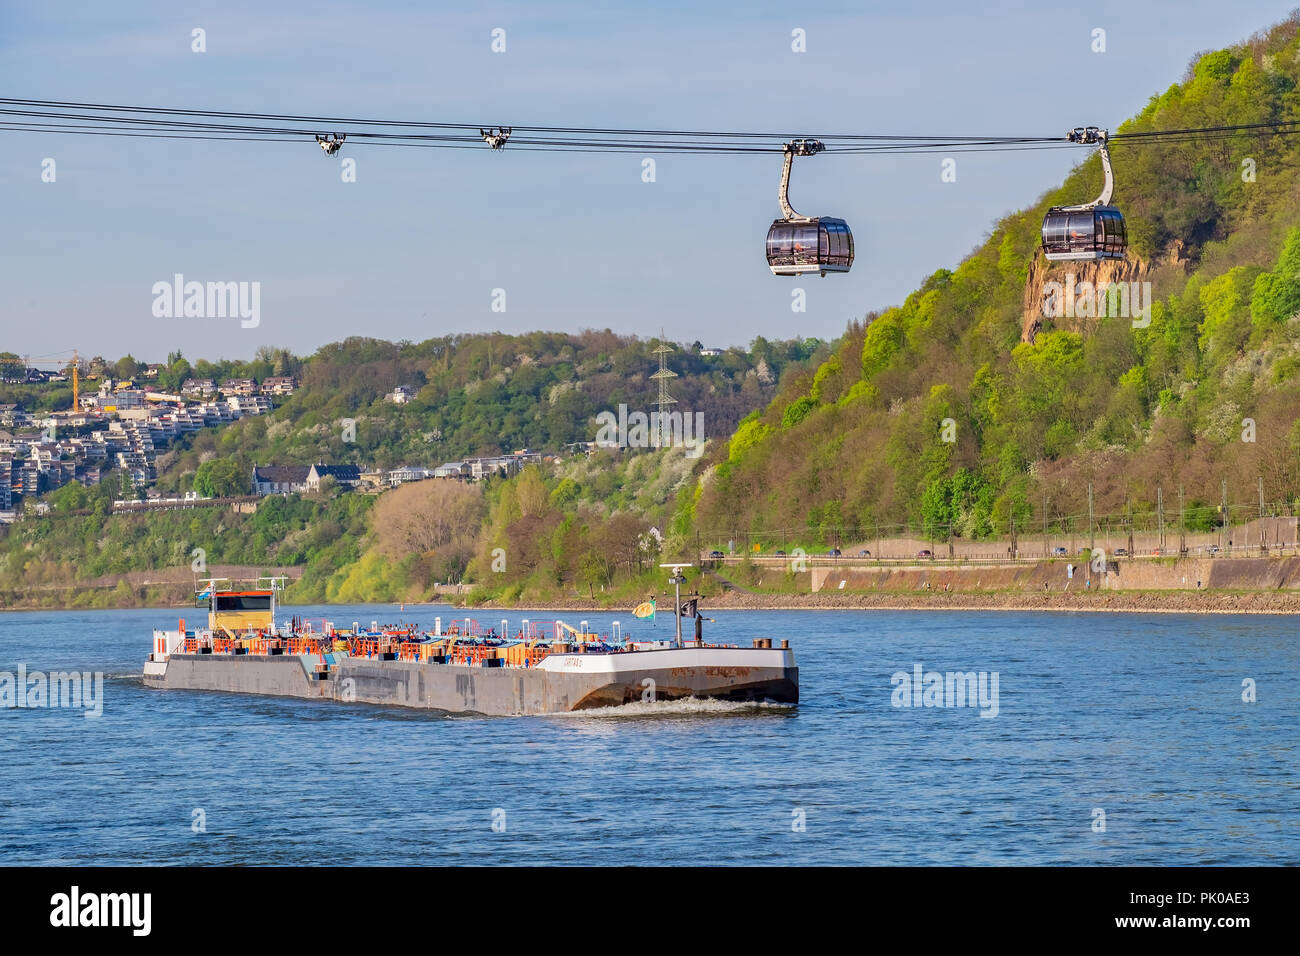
top-left (1021, 253), bottom-right (1153, 343)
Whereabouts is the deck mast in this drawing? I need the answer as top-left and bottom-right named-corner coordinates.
top-left (660, 563), bottom-right (692, 646)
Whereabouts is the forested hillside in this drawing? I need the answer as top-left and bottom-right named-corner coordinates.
top-left (149, 331), bottom-right (825, 495)
top-left (1, 332), bottom-right (823, 605)
top-left (0, 491), bottom-right (369, 607)
top-left (687, 15), bottom-right (1300, 547)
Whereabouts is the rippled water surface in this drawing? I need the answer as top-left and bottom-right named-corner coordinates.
top-left (1, 605), bottom-right (1296, 865)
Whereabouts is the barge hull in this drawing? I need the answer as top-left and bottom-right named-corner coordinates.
top-left (144, 650), bottom-right (798, 716)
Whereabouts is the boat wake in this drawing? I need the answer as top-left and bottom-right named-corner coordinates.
top-left (556, 696), bottom-right (796, 719)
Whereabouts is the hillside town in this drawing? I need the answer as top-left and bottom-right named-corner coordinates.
top-left (0, 371), bottom-right (295, 518)
top-left (0, 359), bottom-right (552, 522)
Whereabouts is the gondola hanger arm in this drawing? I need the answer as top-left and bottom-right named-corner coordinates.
top-left (778, 139), bottom-right (823, 221)
top-left (1057, 127), bottom-right (1113, 211)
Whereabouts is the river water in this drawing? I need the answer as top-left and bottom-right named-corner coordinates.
top-left (0, 605), bottom-right (1295, 865)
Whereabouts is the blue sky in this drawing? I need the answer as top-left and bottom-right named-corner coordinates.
top-left (0, 0), bottom-right (1295, 362)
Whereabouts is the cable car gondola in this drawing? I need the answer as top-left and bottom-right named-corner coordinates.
top-left (766, 139), bottom-right (854, 276)
top-left (1041, 127), bottom-right (1126, 261)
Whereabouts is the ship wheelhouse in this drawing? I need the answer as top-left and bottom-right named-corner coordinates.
top-left (198, 578), bottom-right (283, 633)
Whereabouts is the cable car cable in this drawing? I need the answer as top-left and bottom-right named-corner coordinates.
top-left (11, 96), bottom-right (1300, 156)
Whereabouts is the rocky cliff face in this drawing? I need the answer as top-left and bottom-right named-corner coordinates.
top-left (1020, 254), bottom-right (1153, 343)
top-left (1020, 239), bottom-right (1193, 343)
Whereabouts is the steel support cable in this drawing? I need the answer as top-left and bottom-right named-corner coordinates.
top-left (7, 96), bottom-right (1300, 155)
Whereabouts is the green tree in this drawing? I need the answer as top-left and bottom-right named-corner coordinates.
top-left (193, 458), bottom-right (248, 498)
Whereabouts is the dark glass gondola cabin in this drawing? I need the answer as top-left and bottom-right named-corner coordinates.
top-left (1041, 205), bottom-right (1126, 261)
top-left (766, 217), bottom-right (854, 276)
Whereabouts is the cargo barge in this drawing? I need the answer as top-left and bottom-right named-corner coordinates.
top-left (143, 572), bottom-right (797, 715)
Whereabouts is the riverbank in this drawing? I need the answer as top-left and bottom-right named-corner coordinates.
top-left (451, 589), bottom-right (1300, 614)
top-left (6, 579), bottom-right (1300, 615)
top-left (0, 565), bottom-right (303, 612)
